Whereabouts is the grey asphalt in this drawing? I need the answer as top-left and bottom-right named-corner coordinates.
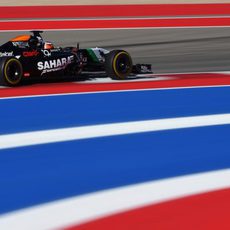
top-left (0, 28), bottom-right (230, 73)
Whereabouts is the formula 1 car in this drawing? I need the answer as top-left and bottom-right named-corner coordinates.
top-left (0, 31), bottom-right (152, 86)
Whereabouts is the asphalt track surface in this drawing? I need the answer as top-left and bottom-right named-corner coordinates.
top-left (0, 27), bottom-right (230, 74)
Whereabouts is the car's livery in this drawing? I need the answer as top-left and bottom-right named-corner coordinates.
top-left (0, 31), bottom-right (152, 86)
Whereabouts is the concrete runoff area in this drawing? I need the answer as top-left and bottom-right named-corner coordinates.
top-left (0, 28), bottom-right (229, 73)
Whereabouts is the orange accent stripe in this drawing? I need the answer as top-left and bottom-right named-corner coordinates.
top-left (11, 35), bottom-right (31, 42)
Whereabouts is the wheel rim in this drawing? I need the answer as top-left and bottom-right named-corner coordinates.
top-left (5, 59), bottom-right (22, 85)
top-left (114, 53), bottom-right (132, 77)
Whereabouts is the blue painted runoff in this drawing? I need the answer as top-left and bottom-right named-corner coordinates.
top-left (0, 86), bottom-right (230, 134)
top-left (0, 124), bottom-right (230, 214)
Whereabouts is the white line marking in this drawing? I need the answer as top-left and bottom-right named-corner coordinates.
top-left (0, 169), bottom-right (229, 230)
top-left (0, 114), bottom-right (230, 150)
top-left (1, 16), bottom-right (230, 22)
top-left (2, 26), bottom-right (230, 32)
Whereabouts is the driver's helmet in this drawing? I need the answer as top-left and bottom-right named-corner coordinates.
top-left (28, 37), bottom-right (41, 49)
top-left (44, 42), bottom-right (54, 50)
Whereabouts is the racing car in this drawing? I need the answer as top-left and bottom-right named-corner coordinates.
top-left (0, 31), bottom-right (152, 86)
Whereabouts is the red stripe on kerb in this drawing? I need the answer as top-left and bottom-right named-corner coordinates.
top-left (1, 17), bottom-right (230, 31)
top-left (0, 73), bottom-right (230, 98)
top-left (0, 4), bottom-right (230, 19)
top-left (67, 188), bottom-right (230, 230)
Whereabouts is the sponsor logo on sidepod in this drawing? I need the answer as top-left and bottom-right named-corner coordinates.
top-left (37, 56), bottom-right (74, 75)
top-left (23, 50), bottom-right (39, 57)
top-left (0, 52), bottom-right (13, 57)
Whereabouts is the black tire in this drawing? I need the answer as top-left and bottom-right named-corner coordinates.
top-left (105, 50), bottom-right (133, 80)
top-left (0, 57), bottom-right (23, 86)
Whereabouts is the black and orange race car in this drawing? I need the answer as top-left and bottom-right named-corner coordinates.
top-left (0, 31), bottom-right (152, 86)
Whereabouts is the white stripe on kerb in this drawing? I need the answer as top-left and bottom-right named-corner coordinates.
top-left (1, 16), bottom-right (230, 22)
top-left (0, 169), bottom-right (229, 230)
top-left (0, 113), bottom-right (230, 150)
top-left (2, 26), bottom-right (230, 33)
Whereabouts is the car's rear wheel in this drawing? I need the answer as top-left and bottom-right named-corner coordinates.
top-left (105, 50), bottom-right (133, 80)
top-left (0, 57), bottom-right (23, 86)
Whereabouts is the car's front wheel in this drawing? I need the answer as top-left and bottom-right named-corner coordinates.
top-left (105, 50), bottom-right (133, 80)
top-left (0, 57), bottom-right (23, 86)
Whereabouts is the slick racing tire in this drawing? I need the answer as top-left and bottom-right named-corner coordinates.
top-left (0, 57), bottom-right (23, 86)
top-left (105, 50), bottom-right (133, 80)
